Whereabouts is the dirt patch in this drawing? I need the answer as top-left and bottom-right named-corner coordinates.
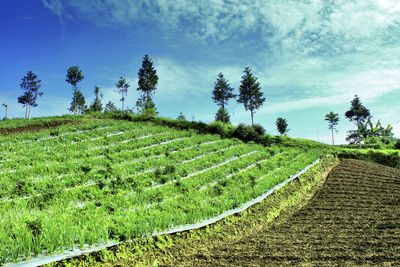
top-left (176, 159), bottom-right (400, 266)
top-left (0, 120), bottom-right (80, 136)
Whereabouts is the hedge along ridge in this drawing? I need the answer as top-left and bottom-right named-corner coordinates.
top-left (9, 153), bottom-right (336, 267)
top-left (334, 149), bottom-right (400, 169)
top-left (94, 112), bottom-right (330, 150)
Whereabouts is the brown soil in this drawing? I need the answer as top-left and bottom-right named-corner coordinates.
top-left (0, 120), bottom-right (79, 136)
top-left (170, 159), bottom-right (400, 266)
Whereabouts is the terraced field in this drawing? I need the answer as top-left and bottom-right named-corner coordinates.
top-left (0, 119), bottom-right (324, 264)
top-left (175, 159), bottom-right (400, 266)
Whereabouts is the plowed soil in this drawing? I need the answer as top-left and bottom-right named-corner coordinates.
top-left (175, 159), bottom-right (400, 266)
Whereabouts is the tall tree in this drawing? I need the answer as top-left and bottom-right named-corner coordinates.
top-left (66, 66), bottom-right (84, 115)
top-left (325, 112), bottom-right (339, 145)
top-left (276, 117), bottom-right (289, 136)
top-left (17, 71), bottom-right (43, 119)
top-left (137, 54), bottom-right (158, 113)
top-left (345, 95), bottom-right (370, 145)
top-left (237, 67), bottom-right (265, 127)
top-left (115, 77), bottom-right (130, 112)
top-left (88, 86), bottom-right (103, 112)
top-left (212, 72), bottom-right (235, 124)
top-left (69, 90), bottom-right (86, 114)
top-left (2, 103), bottom-right (7, 120)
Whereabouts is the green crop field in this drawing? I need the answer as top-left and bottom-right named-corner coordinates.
top-left (0, 119), bottom-right (325, 264)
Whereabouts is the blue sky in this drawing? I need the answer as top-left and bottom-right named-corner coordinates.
top-left (1, 0), bottom-right (400, 144)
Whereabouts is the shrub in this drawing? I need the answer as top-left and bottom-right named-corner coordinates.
top-left (207, 121), bottom-right (226, 136)
top-left (253, 123), bottom-right (266, 135)
top-left (232, 123), bottom-right (259, 143)
top-left (394, 139), bottom-right (400, 150)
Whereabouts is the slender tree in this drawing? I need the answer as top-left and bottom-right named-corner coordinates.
top-left (325, 112), bottom-right (339, 145)
top-left (2, 103), bottom-right (7, 120)
top-left (115, 77), bottom-right (130, 112)
top-left (237, 67), bottom-right (265, 127)
top-left (66, 66), bottom-right (84, 115)
top-left (69, 90), bottom-right (86, 114)
top-left (88, 86), bottom-right (103, 112)
top-left (212, 72), bottom-right (235, 124)
top-left (276, 117), bottom-right (289, 135)
top-left (17, 71), bottom-right (43, 119)
top-left (137, 55), bottom-right (158, 113)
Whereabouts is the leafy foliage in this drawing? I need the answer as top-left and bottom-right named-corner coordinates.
top-left (105, 101), bottom-right (118, 112)
top-left (88, 86), bottom-right (103, 112)
top-left (18, 71), bottom-right (43, 119)
top-left (276, 117), bottom-right (289, 136)
top-left (115, 77), bottom-right (130, 112)
top-left (66, 66), bottom-right (84, 115)
top-left (137, 54), bottom-right (158, 99)
top-left (69, 90), bottom-right (86, 114)
top-left (237, 67), bottom-right (265, 126)
top-left (212, 72), bottom-right (235, 124)
top-left (177, 112), bottom-right (186, 121)
top-left (215, 107), bottom-right (230, 124)
top-left (325, 112), bottom-right (339, 145)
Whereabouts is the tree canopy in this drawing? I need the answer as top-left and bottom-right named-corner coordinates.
top-left (276, 117), bottom-right (289, 135)
top-left (345, 95), bottom-right (370, 124)
top-left (17, 71), bottom-right (43, 119)
top-left (88, 86), bottom-right (103, 112)
top-left (137, 55), bottom-right (158, 99)
top-left (69, 90), bottom-right (86, 114)
top-left (237, 67), bottom-right (265, 127)
top-left (66, 66), bottom-right (84, 115)
top-left (325, 112), bottom-right (339, 145)
top-left (115, 77), bottom-right (130, 112)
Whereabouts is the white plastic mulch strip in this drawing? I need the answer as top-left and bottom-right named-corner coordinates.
top-left (5, 157), bottom-right (321, 267)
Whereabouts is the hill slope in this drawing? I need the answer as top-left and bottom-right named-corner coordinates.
top-left (168, 159), bottom-right (400, 266)
top-left (0, 118), bottom-right (325, 264)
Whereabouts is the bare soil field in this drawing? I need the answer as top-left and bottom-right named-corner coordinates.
top-left (170, 159), bottom-right (400, 266)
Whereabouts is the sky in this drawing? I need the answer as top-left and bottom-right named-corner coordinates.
top-left (1, 0), bottom-right (400, 144)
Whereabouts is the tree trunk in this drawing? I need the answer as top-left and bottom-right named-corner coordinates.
top-left (331, 128), bottom-right (334, 146)
top-left (251, 110), bottom-right (254, 127)
top-left (74, 87), bottom-right (77, 115)
top-left (28, 104), bottom-right (31, 119)
top-left (122, 97), bottom-right (124, 112)
top-left (5, 106), bottom-right (7, 119)
top-left (25, 105), bottom-right (28, 119)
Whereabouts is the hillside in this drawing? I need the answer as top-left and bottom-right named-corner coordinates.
top-left (0, 116), bottom-right (327, 265)
top-left (62, 159), bottom-right (399, 266)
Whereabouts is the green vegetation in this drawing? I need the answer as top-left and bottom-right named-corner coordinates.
top-left (66, 66), bottom-right (85, 115)
top-left (17, 71), bottom-right (43, 119)
top-left (237, 67), bottom-right (265, 127)
top-left (115, 77), bottom-right (130, 112)
top-left (212, 72), bottom-right (235, 124)
top-left (276, 117), bottom-right (289, 136)
top-left (0, 116), bottom-right (329, 264)
top-left (325, 111), bottom-right (339, 145)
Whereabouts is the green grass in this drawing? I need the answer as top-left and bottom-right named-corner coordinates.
top-left (0, 117), bottom-right (329, 264)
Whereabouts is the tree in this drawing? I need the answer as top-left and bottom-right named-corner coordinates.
top-left (212, 72), bottom-right (235, 124)
top-left (276, 117), bottom-right (289, 135)
top-left (345, 95), bottom-right (370, 145)
top-left (2, 103), bottom-right (7, 120)
top-left (215, 107), bottom-right (230, 124)
top-left (237, 67), bottom-right (265, 127)
top-left (177, 112), bottom-right (186, 120)
top-left (105, 101), bottom-right (118, 112)
top-left (66, 66), bottom-right (84, 115)
top-left (137, 55), bottom-right (158, 113)
top-left (325, 112), bottom-right (339, 145)
top-left (69, 90), bottom-right (86, 114)
top-left (17, 71), bottom-right (43, 119)
top-left (115, 77), bottom-right (130, 112)
top-left (88, 86), bottom-right (103, 112)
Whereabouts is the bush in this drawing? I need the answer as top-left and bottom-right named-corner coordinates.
top-left (394, 139), bottom-right (400, 150)
top-left (232, 123), bottom-right (259, 143)
top-left (207, 121), bottom-right (226, 136)
top-left (253, 124), bottom-right (266, 135)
